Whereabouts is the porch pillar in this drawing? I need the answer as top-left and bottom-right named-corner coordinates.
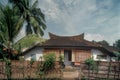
top-left (72, 50), bottom-right (75, 62)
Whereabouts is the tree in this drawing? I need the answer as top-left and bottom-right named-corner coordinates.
top-left (0, 4), bottom-right (22, 59)
top-left (97, 40), bottom-right (109, 46)
top-left (9, 0), bottom-right (46, 36)
top-left (14, 34), bottom-right (46, 51)
top-left (113, 39), bottom-right (120, 48)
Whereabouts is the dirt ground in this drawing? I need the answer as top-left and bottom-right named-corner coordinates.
top-left (62, 67), bottom-right (83, 80)
top-left (63, 70), bottom-right (79, 79)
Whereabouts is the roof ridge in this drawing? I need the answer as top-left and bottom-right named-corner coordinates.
top-left (49, 32), bottom-right (85, 40)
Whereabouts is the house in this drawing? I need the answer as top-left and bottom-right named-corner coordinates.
top-left (18, 34), bottom-right (46, 61)
top-left (22, 43), bottom-right (43, 61)
top-left (42, 33), bottom-right (116, 66)
top-left (22, 33), bottom-right (117, 66)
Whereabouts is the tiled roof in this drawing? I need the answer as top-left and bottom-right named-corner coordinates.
top-left (42, 33), bottom-right (118, 57)
top-left (102, 46), bottom-right (120, 53)
top-left (43, 32), bottom-right (100, 47)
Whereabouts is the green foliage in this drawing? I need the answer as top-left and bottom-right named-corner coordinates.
top-left (0, 2), bottom-right (23, 59)
top-left (81, 76), bottom-right (89, 80)
top-left (14, 34), bottom-right (46, 51)
top-left (85, 58), bottom-right (94, 66)
top-left (38, 67), bottom-right (44, 79)
top-left (113, 51), bottom-right (120, 61)
top-left (97, 40), bottom-right (109, 46)
top-left (0, 4), bottom-right (20, 46)
top-left (85, 58), bottom-right (96, 69)
top-left (114, 39), bottom-right (120, 48)
top-left (9, 0), bottom-right (46, 36)
top-left (0, 59), bottom-right (4, 61)
top-left (59, 54), bottom-right (65, 68)
top-left (43, 53), bottom-right (56, 72)
top-left (59, 54), bottom-right (64, 63)
top-left (4, 58), bottom-right (11, 79)
top-left (0, 4), bottom-right (22, 46)
top-left (30, 58), bottom-right (35, 66)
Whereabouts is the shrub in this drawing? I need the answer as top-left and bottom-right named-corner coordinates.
top-left (59, 54), bottom-right (65, 68)
top-left (59, 54), bottom-right (64, 63)
top-left (30, 58), bottom-right (35, 66)
top-left (43, 53), bottom-right (56, 72)
top-left (4, 58), bottom-right (11, 79)
top-left (85, 58), bottom-right (95, 69)
top-left (81, 76), bottom-right (89, 80)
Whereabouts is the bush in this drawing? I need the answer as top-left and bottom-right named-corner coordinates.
top-left (43, 53), bottom-right (56, 72)
top-left (85, 58), bottom-right (96, 69)
top-left (59, 54), bottom-right (64, 63)
top-left (81, 76), bottom-right (89, 80)
top-left (4, 58), bottom-right (11, 79)
top-left (59, 54), bottom-right (65, 68)
top-left (30, 58), bottom-right (35, 66)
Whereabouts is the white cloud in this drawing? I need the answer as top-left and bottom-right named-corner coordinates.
top-left (85, 33), bottom-right (105, 42)
top-left (36, 0), bottom-right (120, 45)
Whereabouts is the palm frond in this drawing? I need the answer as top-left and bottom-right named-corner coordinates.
top-left (14, 16), bottom-right (24, 36)
top-left (31, 0), bottom-right (38, 9)
top-left (9, 0), bottom-right (46, 36)
top-left (26, 23), bottom-right (32, 35)
top-left (0, 4), bottom-right (22, 47)
top-left (38, 27), bottom-right (44, 36)
top-left (31, 8), bottom-right (46, 22)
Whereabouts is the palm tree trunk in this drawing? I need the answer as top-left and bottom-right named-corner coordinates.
top-left (7, 40), bottom-right (11, 59)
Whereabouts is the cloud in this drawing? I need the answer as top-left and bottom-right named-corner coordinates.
top-left (1, 0), bottom-right (119, 45)
top-left (85, 33), bottom-right (105, 42)
top-left (31, 0), bottom-right (120, 45)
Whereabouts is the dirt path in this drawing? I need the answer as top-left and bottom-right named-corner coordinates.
top-left (63, 70), bottom-right (80, 79)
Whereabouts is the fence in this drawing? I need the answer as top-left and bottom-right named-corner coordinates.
top-left (0, 60), bottom-right (120, 79)
top-left (80, 61), bottom-right (120, 79)
top-left (0, 60), bottom-right (61, 79)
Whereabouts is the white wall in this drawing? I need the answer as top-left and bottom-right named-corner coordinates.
top-left (24, 47), bottom-right (43, 61)
top-left (91, 49), bottom-right (110, 61)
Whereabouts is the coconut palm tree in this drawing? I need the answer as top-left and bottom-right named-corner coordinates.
top-left (9, 0), bottom-right (46, 36)
top-left (0, 4), bottom-right (23, 59)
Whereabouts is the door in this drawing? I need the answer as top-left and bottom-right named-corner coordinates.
top-left (64, 50), bottom-right (72, 66)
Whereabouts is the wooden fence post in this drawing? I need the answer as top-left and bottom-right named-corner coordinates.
top-left (107, 57), bottom-right (112, 79)
top-left (96, 61), bottom-right (100, 80)
top-left (118, 60), bottom-right (120, 79)
top-left (114, 65), bottom-right (116, 79)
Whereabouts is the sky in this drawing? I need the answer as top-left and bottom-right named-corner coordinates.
top-left (1, 0), bottom-right (120, 45)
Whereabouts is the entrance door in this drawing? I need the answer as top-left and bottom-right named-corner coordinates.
top-left (64, 50), bottom-right (72, 66)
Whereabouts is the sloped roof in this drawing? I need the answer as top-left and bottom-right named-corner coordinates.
top-left (43, 32), bottom-right (100, 47)
top-left (102, 46), bottom-right (120, 54)
top-left (42, 33), bottom-right (117, 57)
top-left (21, 33), bottom-right (118, 57)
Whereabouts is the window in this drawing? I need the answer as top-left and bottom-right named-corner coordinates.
top-left (97, 55), bottom-right (107, 60)
top-left (31, 54), bottom-right (36, 61)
